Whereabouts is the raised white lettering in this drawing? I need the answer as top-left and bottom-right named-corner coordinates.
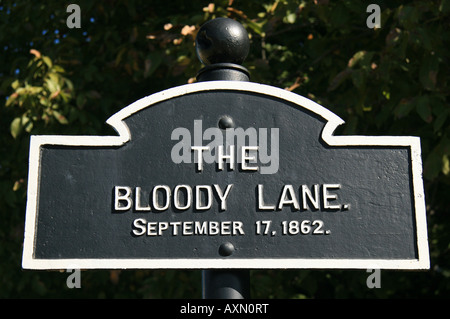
top-left (114, 186), bottom-right (132, 211)
top-left (213, 184), bottom-right (233, 211)
top-left (277, 185), bottom-right (300, 210)
top-left (257, 184), bottom-right (276, 210)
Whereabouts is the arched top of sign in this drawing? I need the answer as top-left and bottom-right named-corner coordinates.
top-left (36, 80), bottom-right (422, 151)
top-left (107, 81), bottom-right (346, 146)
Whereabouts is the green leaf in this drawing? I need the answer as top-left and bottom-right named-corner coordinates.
top-left (386, 28), bottom-right (402, 47)
top-left (5, 94), bottom-right (17, 107)
top-left (145, 52), bottom-right (163, 78)
top-left (351, 69), bottom-right (365, 90)
top-left (328, 68), bottom-right (352, 92)
top-left (394, 100), bottom-right (414, 118)
top-left (11, 79), bottom-right (20, 90)
top-left (419, 54), bottom-right (439, 90)
top-left (439, 0), bottom-right (450, 13)
top-left (45, 77), bottom-right (59, 93)
top-left (348, 51), bottom-right (374, 70)
top-left (443, 155), bottom-right (450, 176)
top-left (52, 65), bottom-right (65, 73)
top-left (434, 110), bottom-right (449, 132)
top-left (425, 137), bottom-right (450, 180)
top-left (284, 12), bottom-right (296, 24)
top-left (76, 94), bottom-right (86, 108)
top-left (10, 117), bottom-right (22, 139)
top-left (245, 19), bottom-right (266, 37)
top-left (42, 56), bottom-right (53, 68)
top-left (398, 5), bottom-right (419, 28)
top-left (47, 72), bottom-right (60, 86)
top-left (348, 51), bottom-right (366, 68)
top-left (53, 110), bottom-right (69, 124)
top-left (424, 150), bottom-right (442, 180)
top-left (416, 95), bottom-right (432, 123)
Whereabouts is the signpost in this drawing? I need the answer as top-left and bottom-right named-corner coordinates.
top-left (22, 18), bottom-right (429, 298)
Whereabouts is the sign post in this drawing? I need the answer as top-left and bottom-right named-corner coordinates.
top-left (195, 18), bottom-right (252, 299)
top-left (22, 18), bottom-right (429, 299)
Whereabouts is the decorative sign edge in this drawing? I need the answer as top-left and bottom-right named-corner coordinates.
top-left (22, 81), bottom-right (430, 270)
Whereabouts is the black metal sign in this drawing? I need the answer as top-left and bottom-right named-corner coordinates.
top-left (22, 81), bottom-right (429, 270)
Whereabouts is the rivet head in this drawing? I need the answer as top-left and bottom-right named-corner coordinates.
top-left (218, 116), bottom-right (234, 130)
top-left (219, 242), bottom-right (235, 257)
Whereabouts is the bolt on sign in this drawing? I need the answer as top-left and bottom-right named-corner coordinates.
top-left (22, 81), bottom-right (429, 270)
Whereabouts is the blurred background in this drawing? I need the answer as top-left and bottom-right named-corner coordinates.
top-left (0, 0), bottom-right (449, 298)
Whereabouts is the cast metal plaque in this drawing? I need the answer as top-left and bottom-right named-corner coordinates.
top-left (22, 81), bottom-right (429, 269)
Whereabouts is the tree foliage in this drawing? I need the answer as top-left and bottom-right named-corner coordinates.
top-left (1, 0), bottom-right (449, 298)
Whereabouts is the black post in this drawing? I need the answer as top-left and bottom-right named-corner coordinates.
top-left (195, 17), bottom-right (251, 299)
top-left (202, 270), bottom-right (250, 299)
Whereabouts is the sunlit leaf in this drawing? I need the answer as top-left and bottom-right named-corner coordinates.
top-left (443, 155), bottom-right (450, 175)
top-left (53, 110), bottom-right (69, 125)
top-left (42, 56), bottom-right (53, 68)
top-left (348, 51), bottom-right (366, 68)
top-left (10, 117), bottom-right (22, 139)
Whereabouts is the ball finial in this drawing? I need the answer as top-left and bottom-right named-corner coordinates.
top-left (195, 18), bottom-right (250, 65)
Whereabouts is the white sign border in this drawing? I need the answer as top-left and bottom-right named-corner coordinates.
top-left (22, 81), bottom-right (430, 270)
